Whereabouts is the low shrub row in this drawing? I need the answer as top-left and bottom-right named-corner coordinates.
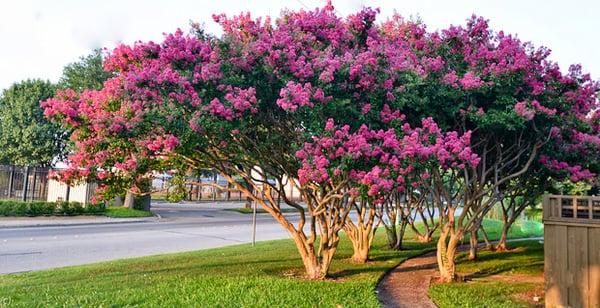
top-left (0, 200), bottom-right (105, 216)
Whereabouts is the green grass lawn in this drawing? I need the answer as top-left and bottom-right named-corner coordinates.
top-left (103, 207), bottom-right (154, 218)
top-left (524, 208), bottom-right (543, 222)
top-left (223, 207), bottom-right (300, 214)
top-left (477, 218), bottom-right (543, 241)
top-left (0, 234), bottom-right (432, 307)
top-left (0, 218), bottom-right (543, 307)
top-left (429, 240), bottom-right (544, 308)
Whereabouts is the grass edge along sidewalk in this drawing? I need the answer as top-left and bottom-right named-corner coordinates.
top-left (0, 219), bottom-right (542, 307)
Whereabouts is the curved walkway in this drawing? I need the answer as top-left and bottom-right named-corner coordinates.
top-left (377, 237), bottom-right (543, 308)
top-left (377, 251), bottom-right (438, 308)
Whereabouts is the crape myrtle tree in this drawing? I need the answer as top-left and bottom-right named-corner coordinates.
top-left (493, 172), bottom-right (547, 251)
top-left (299, 117), bottom-right (479, 262)
top-left (42, 5), bottom-right (474, 278)
top-left (384, 16), bottom-right (600, 280)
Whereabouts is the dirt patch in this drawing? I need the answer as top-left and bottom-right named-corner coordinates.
top-left (512, 282), bottom-right (544, 307)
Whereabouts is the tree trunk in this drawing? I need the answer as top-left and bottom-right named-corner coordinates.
top-left (320, 246), bottom-right (337, 276)
top-left (437, 227), bottom-right (462, 282)
top-left (385, 224), bottom-right (398, 249)
top-left (409, 220), bottom-right (434, 243)
top-left (480, 224), bottom-right (495, 251)
top-left (345, 225), bottom-right (371, 263)
top-left (417, 230), bottom-right (434, 243)
top-left (289, 229), bottom-right (337, 279)
top-left (350, 242), bottom-right (369, 263)
top-left (495, 222), bottom-right (511, 251)
top-left (217, 170), bottom-right (341, 280)
top-left (468, 229), bottom-right (478, 261)
top-left (395, 219), bottom-right (408, 250)
top-left (123, 191), bottom-right (135, 209)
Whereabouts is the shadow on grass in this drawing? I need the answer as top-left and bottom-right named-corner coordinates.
top-left (456, 241), bottom-right (544, 279)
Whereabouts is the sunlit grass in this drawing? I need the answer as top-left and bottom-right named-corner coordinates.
top-left (430, 240), bottom-right (544, 308)
top-left (0, 219), bottom-right (542, 307)
top-left (104, 207), bottom-right (154, 218)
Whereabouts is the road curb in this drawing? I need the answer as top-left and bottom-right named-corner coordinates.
top-left (0, 217), bottom-right (157, 229)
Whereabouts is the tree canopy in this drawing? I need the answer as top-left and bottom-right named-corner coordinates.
top-left (59, 49), bottom-right (114, 92)
top-left (0, 79), bottom-right (67, 166)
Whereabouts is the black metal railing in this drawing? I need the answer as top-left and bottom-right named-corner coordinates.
top-left (0, 165), bottom-right (50, 201)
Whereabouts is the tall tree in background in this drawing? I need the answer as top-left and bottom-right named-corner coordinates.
top-left (59, 49), bottom-right (113, 92)
top-left (0, 79), bottom-right (67, 166)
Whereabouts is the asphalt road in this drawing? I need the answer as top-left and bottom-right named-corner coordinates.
top-left (0, 202), bottom-right (297, 274)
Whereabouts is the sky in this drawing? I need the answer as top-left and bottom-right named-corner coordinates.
top-left (0, 0), bottom-right (599, 91)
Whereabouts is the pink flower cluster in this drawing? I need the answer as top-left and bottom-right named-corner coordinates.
top-left (459, 72), bottom-right (485, 90)
top-left (531, 100), bottom-right (557, 116)
top-left (297, 117), bottom-right (480, 202)
top-left (514, 101), bottom-right (535, 120)
top-left (539, 155), bottom-right (595, 182)
top-left (40, 89), bottom-right (81, 127)
top-left (380, 104), bottom-right (405, 123)
top-left (144, 135), bottom-right (180, 153)
top-left (114, 158), bottom-right (138, 172)
top-left (515, 100), bottom-right (557, 120)
top-left (276, 81), bottom-right (330, 112)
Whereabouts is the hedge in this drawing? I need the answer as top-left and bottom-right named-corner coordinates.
top-left (0, 200), bottom-right (105, 216)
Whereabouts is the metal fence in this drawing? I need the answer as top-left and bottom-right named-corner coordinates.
top-left (152, 173), bottom-right (303, 202)
top-left (0, 165), bottom-right (50, 201)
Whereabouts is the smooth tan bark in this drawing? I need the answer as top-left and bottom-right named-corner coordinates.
top-left (416, 231), bottom-right (434, 243)
top-left (346, 226), bottom-right (371, 263)
top-left (123, 191), bottom-right (135, 209)
top-left (468, 229), bottom-right (478, 261)
top-left (436, 226), bottom-right (462, 282)
top-left (344, 204), bottom-right (378, 263)
top-left (495, 224), bottom-right (510, 251)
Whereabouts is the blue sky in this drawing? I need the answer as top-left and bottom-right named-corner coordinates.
top-left (0, 0), bottom-right (598, 90)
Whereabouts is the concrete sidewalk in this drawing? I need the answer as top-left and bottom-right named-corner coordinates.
top-left (0, 215), bottom-right (157, 228)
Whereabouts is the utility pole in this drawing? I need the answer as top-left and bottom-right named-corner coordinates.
top-left (252, 199), bottom-right (257, 247)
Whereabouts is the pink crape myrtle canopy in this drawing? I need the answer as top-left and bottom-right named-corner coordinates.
top-left (297, 117), bottom-right (479, 204)
top-left (42, 3), bottom-right (599, 202)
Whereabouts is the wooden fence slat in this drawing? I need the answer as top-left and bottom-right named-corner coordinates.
top-left (545, 225), bottom-right (560, 306)
top-left (558, 196), bottom-right (563, 218)
top-left (589, 227), bottom-right (600, 308)
top-left (568, 226), bottom-right (589, 307)
top-left (548, 224), bottom-right (569, 307)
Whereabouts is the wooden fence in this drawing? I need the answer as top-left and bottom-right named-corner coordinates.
top-left (543, 195), bottom-right (600, 308)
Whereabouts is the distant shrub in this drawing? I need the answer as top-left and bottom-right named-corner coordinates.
top-left (86, 202), bottom-right (106, 214)
top-left (28, 201), bottom-right (55, 216)
top-left (0, 200), bottom-right (106, 216)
